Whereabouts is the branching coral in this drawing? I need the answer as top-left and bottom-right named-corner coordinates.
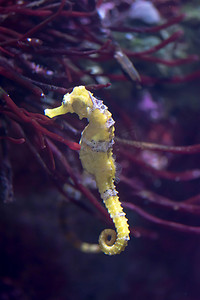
top-left (1, 0), bottom-right (200, 255)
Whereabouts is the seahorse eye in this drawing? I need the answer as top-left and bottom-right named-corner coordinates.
top-left (72, 99), bottom-right (89, 119)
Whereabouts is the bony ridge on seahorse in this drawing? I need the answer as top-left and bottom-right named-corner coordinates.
top-left (44, 86), bottom-right (130, 255)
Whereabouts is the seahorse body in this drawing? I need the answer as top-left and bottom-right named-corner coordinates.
top-left (44, 86), bottom-right (130, 255)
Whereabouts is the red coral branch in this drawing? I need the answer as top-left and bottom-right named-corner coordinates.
top-left (124, 202), bottom-right (200, 234)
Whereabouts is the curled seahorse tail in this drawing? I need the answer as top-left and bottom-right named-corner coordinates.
top-left (99, 195), bottom-right (130, 255)
top-left (98, 229), bottom-right (128, 255)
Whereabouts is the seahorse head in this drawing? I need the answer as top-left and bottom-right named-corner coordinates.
top-left (63, 86), bottom-right (93, 120)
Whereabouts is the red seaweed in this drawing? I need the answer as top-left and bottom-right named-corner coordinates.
top-left (1, 2), bottom-right (200, 298)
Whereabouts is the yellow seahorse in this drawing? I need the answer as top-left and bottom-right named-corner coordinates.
top-left (44, 86), bottom-right (130, 255)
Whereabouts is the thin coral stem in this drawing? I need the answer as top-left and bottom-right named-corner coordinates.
top-left (0, 65), bottom-right (44, 97)
top-left (120, 175), bottom-right (200, 215)
top-left (0, 0), bottom-right (66, 47)
top-left (135, 54), bottom-right (199, 66)
top-left (61, 10), bottom-right (96, 17)
top-left (1, 89), bottom-right (80, 150)
top-left (0, 136), bottom-right (25, 144)
top-left (35, 40), bottom-right (111, 56)
top-left (0, 47), bottom-right (15, 56)
top-left (120, 149), bottom-right (200, 181)
top-left (1, 8), bottom-right (53, 16)
top-left (124, 202), bottom-right (200, 234)
top-left (109, 14), bottom-right (185, 33)
top-left (126, 31), bottom-right (183, 57)
top-left (183, 194), bottom-right (200, 205)
top-left (134, 190), bottom-right (200, 215)
top-left (167, 70), bottom-right (200, 84)
top-left (116, 137), bottom-right (200, 154)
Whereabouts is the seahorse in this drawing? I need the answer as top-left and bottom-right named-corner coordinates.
top-left (44, 86), bottom-right (130, 255)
